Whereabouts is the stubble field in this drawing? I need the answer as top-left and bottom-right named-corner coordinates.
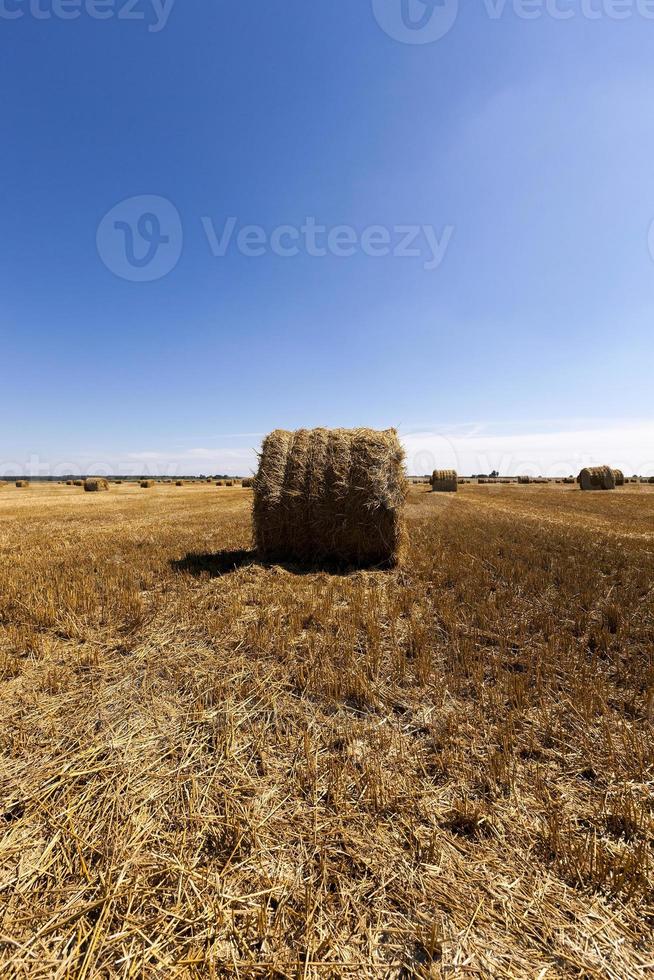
top-left (1, 481), bottom-right (653, 977)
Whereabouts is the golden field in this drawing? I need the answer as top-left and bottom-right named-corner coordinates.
top-left (1, 481), bottom-right (653, 977)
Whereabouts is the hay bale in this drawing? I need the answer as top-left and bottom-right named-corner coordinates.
top-left (253, 427), bottom-right (407, 566)
top-left (225, 480), bottom-right (234, 487)
top-left (241, 478), bottom-right (253, 488)
top-left (140, 480), bottom-right (155, 488)
top-left (431, 469), bottom-right (457, 493)
top-left (0, 481), bottom-right (7, 488)
top-left (15, 480), bottom-right (30, 488)
top-left (578, 466), bottom-right (615, 491)
top-left (176, 481), bottom-right (184, 487)
top-left (518, 476), bottom-right (531, 484)
top-left (215, 480), bottom-right (224, 486)
top-left (84, 478), bottom-right (109, 493)
top-left (612, 469), bottom-right (625, 487)
top-left (65, 480), bottom-right (73, 485)
top-left (73, 480), bottom-right (84, 487)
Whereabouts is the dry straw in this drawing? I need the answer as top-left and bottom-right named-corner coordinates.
top-left (431, 469), bottom-right (457, 493)
top-left (612, 469), bottom-right (625, 487)
top-left (15, 481), bottom-right (30, 488)
top-left (83, 478), bottom-right (109, 493)
top-left (140, 480), bottom-right (156, 489)
top-left (578, 466), bottom-right (616, 491)
top-left (253, 427), bottom-right (407, 566)
top-left (176, 481), bottom-right (184, 487)
top-left (241, 478), bottom-right (253, 488)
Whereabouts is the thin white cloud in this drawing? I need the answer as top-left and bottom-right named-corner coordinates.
top-left (6, 420), bottom-right (654, 478)
top-left (402, 421), bottom-right (654, 477)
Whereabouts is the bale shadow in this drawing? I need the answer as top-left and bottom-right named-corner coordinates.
top-left (171, 549), bottom-right (255, 578)
top-left (171, 549), bottom-right (396, 579)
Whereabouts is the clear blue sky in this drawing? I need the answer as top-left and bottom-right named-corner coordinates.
top-left (3, 1), bottom-right (654, 475)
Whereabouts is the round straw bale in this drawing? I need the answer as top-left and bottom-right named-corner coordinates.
top-left (431, 469), bottom-right (457, 493)
top-left (253, 427), bottom-right (407, 566)
top-left (15, 480), bottom-right (30, 488)
top-left (241, 478), bottom-right (253, 488)
top-left (578, 466), bottom-right (615, 491)
top-left (176, 481), bottom-right (184, 486)
top-left (84, 478), bottom-right (109, 492)
top-left (612, 469), bottom-right (625, 487)
top-left (140, 480), bottom-right (155, 488)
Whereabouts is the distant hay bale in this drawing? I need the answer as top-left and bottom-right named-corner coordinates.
top-left (73, 480), bottom-right (84, 487)
top-left (176, 481), bottom-right (184, 486)
top-left (649, 477), bottom-right (654, 485)
top-left (612, 469), bottom-right (625, 487)
top-left (578, 466), bottom-right (615, 491)
top-left (563, 477), bottom-right (575, 484)
top-left (225, 480), bottom-right (234, 487)
top-left (84, 478), bottom-right (109, 493)
top-left (253, 427), bottom-right (407, 566)
top-left (518, 476), bottom-right (531, 484)
top-left (431, 470), bottom-right (457, 493)
top-left (65, 480), bottom-right (73, 486)
top-left (15, 480), bottom-right (30, 488)
top-left (140, 480), bottom-right (155, 488)
top-left (0, 481), bottom-right (7, 488)
top-left (241, 478), bottom-right (253, 488)
top-left (215, 480), bottom-right (224, 486)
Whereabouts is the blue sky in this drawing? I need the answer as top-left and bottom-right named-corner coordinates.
top-left (3, 0), bottom-right (654, 476)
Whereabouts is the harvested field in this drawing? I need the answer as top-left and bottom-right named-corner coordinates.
top-left (1, 481), bottom-right (653, 977)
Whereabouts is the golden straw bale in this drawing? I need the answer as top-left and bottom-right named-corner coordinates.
top-left (431, 470), bottom-right (458, 493)
top-left (15, 480), bottom-right (30, 488)
top-left (84, 478), bottom-right (110, 493)
top-left (612, 469), bottom-right (625, 487)
top-left (253, 427), bottom-right (407, 566)
top-left (140, 480), bottom-right (156, 489)
top-left (578, 466), bottom-right (616, 491)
